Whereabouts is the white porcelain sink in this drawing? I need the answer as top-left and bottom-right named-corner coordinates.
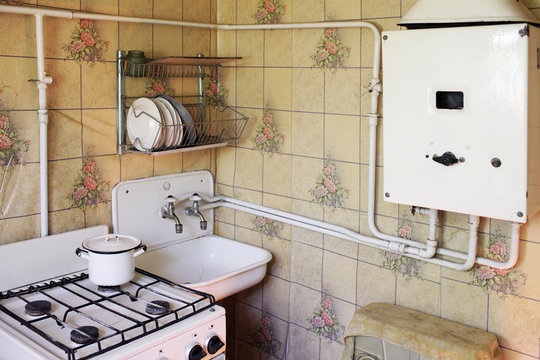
top-left (135, 234), bottom-right (272, 300)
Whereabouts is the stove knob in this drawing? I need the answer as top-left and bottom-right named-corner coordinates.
top-left (188, 344), bottom-right (207, 360)
top-left (207, 335), bottom-right (225, 354)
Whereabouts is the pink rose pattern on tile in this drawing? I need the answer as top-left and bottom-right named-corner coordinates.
top-left (470, 227), bottom-right (527, 296)
top-left (308, 295), bottom-right (345, 343)
top-left (253, 0), bottom-right (285, 24)
top-left (312, 27), bottom-right (350, 71)
top-left (63, 19), bottom-right (109, 65)
top-left (144, 78), bottom-right (175, 98)
top-left (252, 215), bottom-right (283, 238)
top-left (251, 315), bottom-right (281, 357)
top-left (382, 214), bottom-right (423, 279)
top-left (0, 109), bottom-right (29, 168)
top-left (252, 109), bottom-right (284, 155)
top-left (67, 158), bottom-right (110, 211)
top-left (205, 69), bottom-right (228, 107)
top-left (310, 159), bottom-right (349, 209)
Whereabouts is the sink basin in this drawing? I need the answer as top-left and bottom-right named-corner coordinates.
top-left (135, 234), bottom-right (272, 300)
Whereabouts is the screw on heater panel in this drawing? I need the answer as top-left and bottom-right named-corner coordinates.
top-left (385, 192), bottom-right (390, 198)
top-left (517, 212), bottom-right (524, 218)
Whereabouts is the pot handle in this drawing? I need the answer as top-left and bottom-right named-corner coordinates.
top-left (75, 247), bottom-right (90, 260)
top-left (133, 244), bottom-right (147, 257)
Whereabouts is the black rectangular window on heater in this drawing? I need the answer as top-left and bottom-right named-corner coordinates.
top-left (436, 91), bottom-right (464, 110)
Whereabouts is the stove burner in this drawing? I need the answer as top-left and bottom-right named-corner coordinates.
top-left (145, 300), bottom-right (171, 315)
top-left (24, 300), bottom-right (51, 316)
top-left (70, 326), bottom-right (99, 344)
top-left (97, 285), bottom-right (120, 294)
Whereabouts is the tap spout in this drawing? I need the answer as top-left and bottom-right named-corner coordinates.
top-left (185, 193), bottom-right (208, 230)
top-left (161, 195), bottom-right (183, 233)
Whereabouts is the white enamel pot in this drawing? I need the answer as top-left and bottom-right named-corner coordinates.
top-left (75, 234), bottom-right (147, 286)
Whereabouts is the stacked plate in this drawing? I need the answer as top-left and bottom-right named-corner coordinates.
top-left (127, 94), bottom-right (197, 152)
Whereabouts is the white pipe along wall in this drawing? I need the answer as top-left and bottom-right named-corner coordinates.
top-left (0, 4), bottom-right (521, 270)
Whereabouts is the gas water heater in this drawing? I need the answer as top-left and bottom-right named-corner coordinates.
top-left (382, 0), bottom-right (540, 223)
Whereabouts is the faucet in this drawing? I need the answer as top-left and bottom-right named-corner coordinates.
top-left (185, 193), bottom-right (207, 230)
top-left (160, 195), bottom-right (183, 233)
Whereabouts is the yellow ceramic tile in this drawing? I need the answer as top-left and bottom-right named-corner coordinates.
top-left (93, 155), bottom-right (120, 191)
top-left (0, 214), bottom-right (40, 245)
top-left (81, 0), bottom-right (118, 14)
top-left (236, 107), bottom-right (261, 148)
top-left (214, 220), bottom-right (234, 238)
top-left (291, 68), bottom-right (324, 112)
top-left (0, 57), bottom-right (38, 110)
top-left (264, 67), bottom-right (291, 110)
top-left (236, 0), bottom-right (260, 24)
top-left (288, 324), bottom-right (321, 360)
top-left (236, 67), bottom-right (263, 108)
top-left (358, 213), bottom-right (397, 265)
top-left (324, 233), bottom-right (359, 258)
top-left (262, 193), bottom-right (292, 239)
top-left (401, 0), bottom-right (418, 15)
top-left (440, 278), bottom-right (488, 330)
top-left (235, 226), bottom-right (262, 247)
top-left (0, 163), bottom-right (40, 218)
top-left (9, 111), bottom-right (39, 163)
top-left (292, 0), bottom-right (324, 22)
top-left (262, 275), bottom-right (289, 320)
top-left (292, 28), bottom-right (321, 67)
top-left (291, 112), bottom-right (323, 157)
top-left (361, 18), bottom-right (400, 68)
top-left (183, 149), bottom-right (211, 172)
top-left (360, 164), bottom-right (398, 216)
top-left (82, 109), bottom-right (116, 156)
top-left (263, 153), bottom-right (291, 197)
top-left (263, 235), bottom-right (291, 279)
top-left (0, 13), bottom-right (36, 57)
top-left (320, 338), bottom-right (346, 360)
top-left (362, 0), bottom-right (401, 19)
top-left (500, 348), bottom-right (537, 360)
top-left (356, 261), bottom-right (396, 306)
top-left (217, 0), bottom-right (237, 24)
top-left (291, 241), bottom-right (322, 290)
top-left (396, 276), bottom-right (440, 316)
top-left (48, 110), bottom-right (82, 160)
top-left (520, 210), bottom-right (540, 242)
top-left (291, 155), bottom-right (323, 201)
top-left (325, 114), bottom-right (360, 163)
top-left (49, 158), bottom-right (82, 211)
top-left (211, 0), bottom-right (218, 23)
top-left (210, 29), bottom-right (218, 57)
top-left (265, 29), bottom-right (292, 67)
top-left (154, 0), bottom-right (183, 20)
top-left (81, 62), bottom-right (116, 108)
top-left (38, 0), bottom-right (80, 9)
top-left (337, 28), bottom-right (361, 67)
top-left (153, 153), bottom-right (183, 176)
top-left (512, 240), bottom-right (540, 300)
top-left (325, 68), bottom-right (360, 115)
top-left (323, 250), bottom-right (357, 302)
top-left (325, 0), bottom-right (361, 20)
top-left (120, 153), bottom-right (153, 180)
top-left (237, 30), bottom-right (264, 66)
top-left (45, 59), bottom-right (81, 109)
top-left (119, 0), bottom-right (152, 17)
top-left (85, 202), bottom-right (112, 228)
top-left (119, 23), bottom-right (153, 56)
top-left (217, 30), bottom-right (236, 58)
top-left (182, 28), bottom-right (211, 57)
top-left (489, 295), bottom-right (540, 356)
top-left (216, 146), bottom-right (235, 185)
top-left (269, 110), bottom-right (291, 153)
top-left (49, 208), bottom-right (85, 235)
top-left (289, 282), bottom-right (321, 324)
top-left (234, 147), bottom-right (262, 191)
top-left (183, 0), bottom-right (211, 22)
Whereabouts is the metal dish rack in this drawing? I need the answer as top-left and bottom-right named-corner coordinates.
top-left (116, 51), bottom-right (247, 155)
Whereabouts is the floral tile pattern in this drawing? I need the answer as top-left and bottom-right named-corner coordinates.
top-left (252, 110), bottom-right (284, 155)
top-left (63, 19), bottom-right (109, 65)
top-left (312, 28), bottom-right (350, 71)
top-left (382, 215), bottom-right (423, 279)
top-left (310, 159), bottom-right (349, 209)
top-left (0, 110), bottom-right (29, 168)
top-left (144, 78), bottom-right (175, 98)
top-left (205, 69), bottom-right (228, 107)
top-left (254, 0), bottom-right (286, 24)
top-left (251, 314), bottom-right (282, 357)
top-left (470, 228), bottom-right (527, 296)
top-left (252, 215), bottom-right (283, 238)
top-left (308, 294), bottom-right (346, 344)
top-left (67, 158), bottom-right (110, 211)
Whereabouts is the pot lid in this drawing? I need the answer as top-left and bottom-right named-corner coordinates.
top-left (399, 0), bottom-right (540, 28)
top-left (82, 234), bottom-right (142, 254)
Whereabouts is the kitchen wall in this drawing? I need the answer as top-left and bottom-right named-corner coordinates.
top-left (214, 0), bottom-right (540, 359)
top-left (0, 0), bottom-right (217, 242)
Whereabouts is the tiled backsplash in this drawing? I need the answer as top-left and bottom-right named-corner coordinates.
top-left (215, 0), bottom-right (540, 359)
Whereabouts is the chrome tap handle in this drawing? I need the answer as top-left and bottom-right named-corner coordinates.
top-left (190, 193), bottom-right (202, 202)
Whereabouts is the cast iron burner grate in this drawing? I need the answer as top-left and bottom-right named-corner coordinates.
top-left (0, 268), bottom-right (216, 360)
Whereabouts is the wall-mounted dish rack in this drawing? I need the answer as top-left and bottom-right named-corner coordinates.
top-left (116, 50), bottom-right (247, 155)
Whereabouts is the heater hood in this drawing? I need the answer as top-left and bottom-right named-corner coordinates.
top-left (399, 0), bottom-right (540, 28)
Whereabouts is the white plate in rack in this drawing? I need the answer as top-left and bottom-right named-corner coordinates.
top-left (127, 97), bottom-right (162, 152)
top-left (153, 97), bottom-right (176, 148)
top-left (155, 94), bottom-right (197, 146)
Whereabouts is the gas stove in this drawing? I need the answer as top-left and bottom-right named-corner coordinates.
top-left (0, 226), bottom-right (226, 360)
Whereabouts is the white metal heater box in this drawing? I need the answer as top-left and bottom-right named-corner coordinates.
top-left (382, 23), bottom-right (540, 222)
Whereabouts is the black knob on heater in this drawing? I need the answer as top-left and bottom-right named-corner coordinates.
top-left (432, 151), bottom-right (459, 166)
top-left (207, 335), bottom-right (225, 354)
top-left (188, 345), bottom-right (207, 360)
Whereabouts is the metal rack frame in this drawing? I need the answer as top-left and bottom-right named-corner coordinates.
top-left (116, 50), bottom-right (248, 155)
